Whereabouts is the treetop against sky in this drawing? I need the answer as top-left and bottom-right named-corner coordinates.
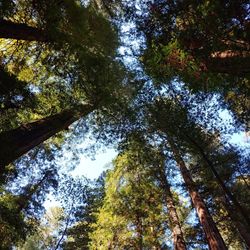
top-left (0, 0), bottom-right (249, 249)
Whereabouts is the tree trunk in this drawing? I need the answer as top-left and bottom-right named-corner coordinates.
top-left (184, 133), bottom-right (250, 228)
top-left (206, 50), bottom-right (250, 76)
top-left (0, 104), bottom-right (94, 168)
top-left (183, 36), bottom-right (250, 76)
top-left (168, 139), bottom-right (227, 250)
top-left (159, 170), bottom-right (187, 250)
top-left (0, 19), bottom-right (47, 42)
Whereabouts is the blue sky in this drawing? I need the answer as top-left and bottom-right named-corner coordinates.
top-left (71, 148), bottom-right (117, 179)
top-left (69, 132), bottom-right (249, 181)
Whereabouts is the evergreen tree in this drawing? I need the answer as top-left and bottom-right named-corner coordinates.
top-left (63, 172), bottom-right (106, 249)
top-left (124, 0), bottom-right (250, 127)
top-left (90, 146), bottom-right (168, 249)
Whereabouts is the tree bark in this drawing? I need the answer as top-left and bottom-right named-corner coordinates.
top-left (184, 133), bottom-right (250, 228)
top-left (0, 19), bottom-right (47, 42)
top-left (0, 104), bottom-right (94, 168)
top-left (168, 139), bottom-right (227, 250)
top-left (206, 51), bottom-right (250, 76)
top-left (159, 170), bottom-right (187, 250)
top-left (183, 36), bottom-right (250, 76)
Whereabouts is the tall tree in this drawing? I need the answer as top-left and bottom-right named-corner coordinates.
top-left (89, 134), bottom-right (193, 249)
top-left (148, 97), bottom-right (250, 226)
top-left (0, 165), bottom-right (58, 249)
top-left (124, 0), bottom-right (250, 127)
top-left (0, 43), bottom-right (134, 167)
top-left (156, 158), bottom-right (187, 250)
top-left (170, 140), bottom-right (227, 249)
top-left (90, 148), bottom-right (168, 249)
top-left (63, 172), bottom-right (106, 249)
top-left (190, 150), bottom-right (250, 248)
top-left (146, 96), bottom-right (250, 248)
top-left (117, 133), bottom-right (187, 250)
top-left (0, 0), bottom-right (117, 51)
top-left (0, 104), bottom-right (93, 167)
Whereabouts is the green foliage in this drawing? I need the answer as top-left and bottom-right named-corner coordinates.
top-left (17, 206), bottom-right (65, 250)
top-left (132, 0), bottom-right (250, 127)
top-left (0, 175), bottom-right (57, 248)
top-left (0, 1), bottom-right (249, 249)
top-left (90, 140), bottom-right (168, 249)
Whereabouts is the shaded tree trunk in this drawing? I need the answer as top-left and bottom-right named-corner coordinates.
top-left (0, 104), bottom-right (94, 168)
top-left (159, 169), bottom-right (187, 250)
top-left (206, 51), bottom-right (250, 76)
top-left (168, 139), bottom-right (227, 250)
top-left (0, 19), bottom-right (47, 41)
top-left (183, 36), bottom-right (250, 76)
top-left (184, 133), bottom-right (250, 228)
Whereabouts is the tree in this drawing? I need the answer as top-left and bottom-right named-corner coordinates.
top-left (0, 166), bottom-right (58, 248)
top-left (90, 148), bottom-right (168, 249)
top-left (166, 138), bottom-right (227, 249)
top-left (0, 104), bottom-right (93, 167)
top-left (17, 206), bottom-right (65, 250)
top-left (0, 0), bottom-right (117, 52)
top-left (146, 96), bottom-right (250, 248)
top-left (156, 156), bottom-right (187, 250)
top-left (124, 0), bottom-right (250, 127)
top-left (63, 172), bottom-right (106, 249)
top-left (191, 151), bottom-right (250, 248)
top-left (89, 133), bottom-right (196, 249)
top-left (138, 0), bottom-right (250, 76)
top-left (117, 133), bottom-right (188, 250)
top-left (0, 39), bottom-right (134, 167)
top-left (52, 175), bottom-right (97, 249)
top-left (0, 0), bottom-right (119, 87)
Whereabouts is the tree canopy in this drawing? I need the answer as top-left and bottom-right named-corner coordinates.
top-left (0, 0), bottom-right (249, 249)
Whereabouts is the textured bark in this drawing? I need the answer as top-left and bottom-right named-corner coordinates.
top-left (168, 139), bottom-right (227, 250)
top-left (159, 170), bottom-right (187, 250)
top-left (0, 19), bottom-right (47, 41)
top-left (206, 51), bottom-right (250, 76)
top-left (0, 104), bottom-right (94, 167)
top-left (184, 36), bottom-right (250, 76)
top-left (184, 134), bottom-right (250, 228)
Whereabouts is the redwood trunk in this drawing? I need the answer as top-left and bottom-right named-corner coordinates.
top-left (159, 171), bottom-right (187, 250)
top-left (206, 53), bottom-right (250, 76)
top-left (0, 19), bottom-right (47, 42)
top-left (0, 104), bottom-right (94, 167)
top-left (184, 134), bottom-right (250, 228)
top-left (168, 140), bottom-right (227, 250)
